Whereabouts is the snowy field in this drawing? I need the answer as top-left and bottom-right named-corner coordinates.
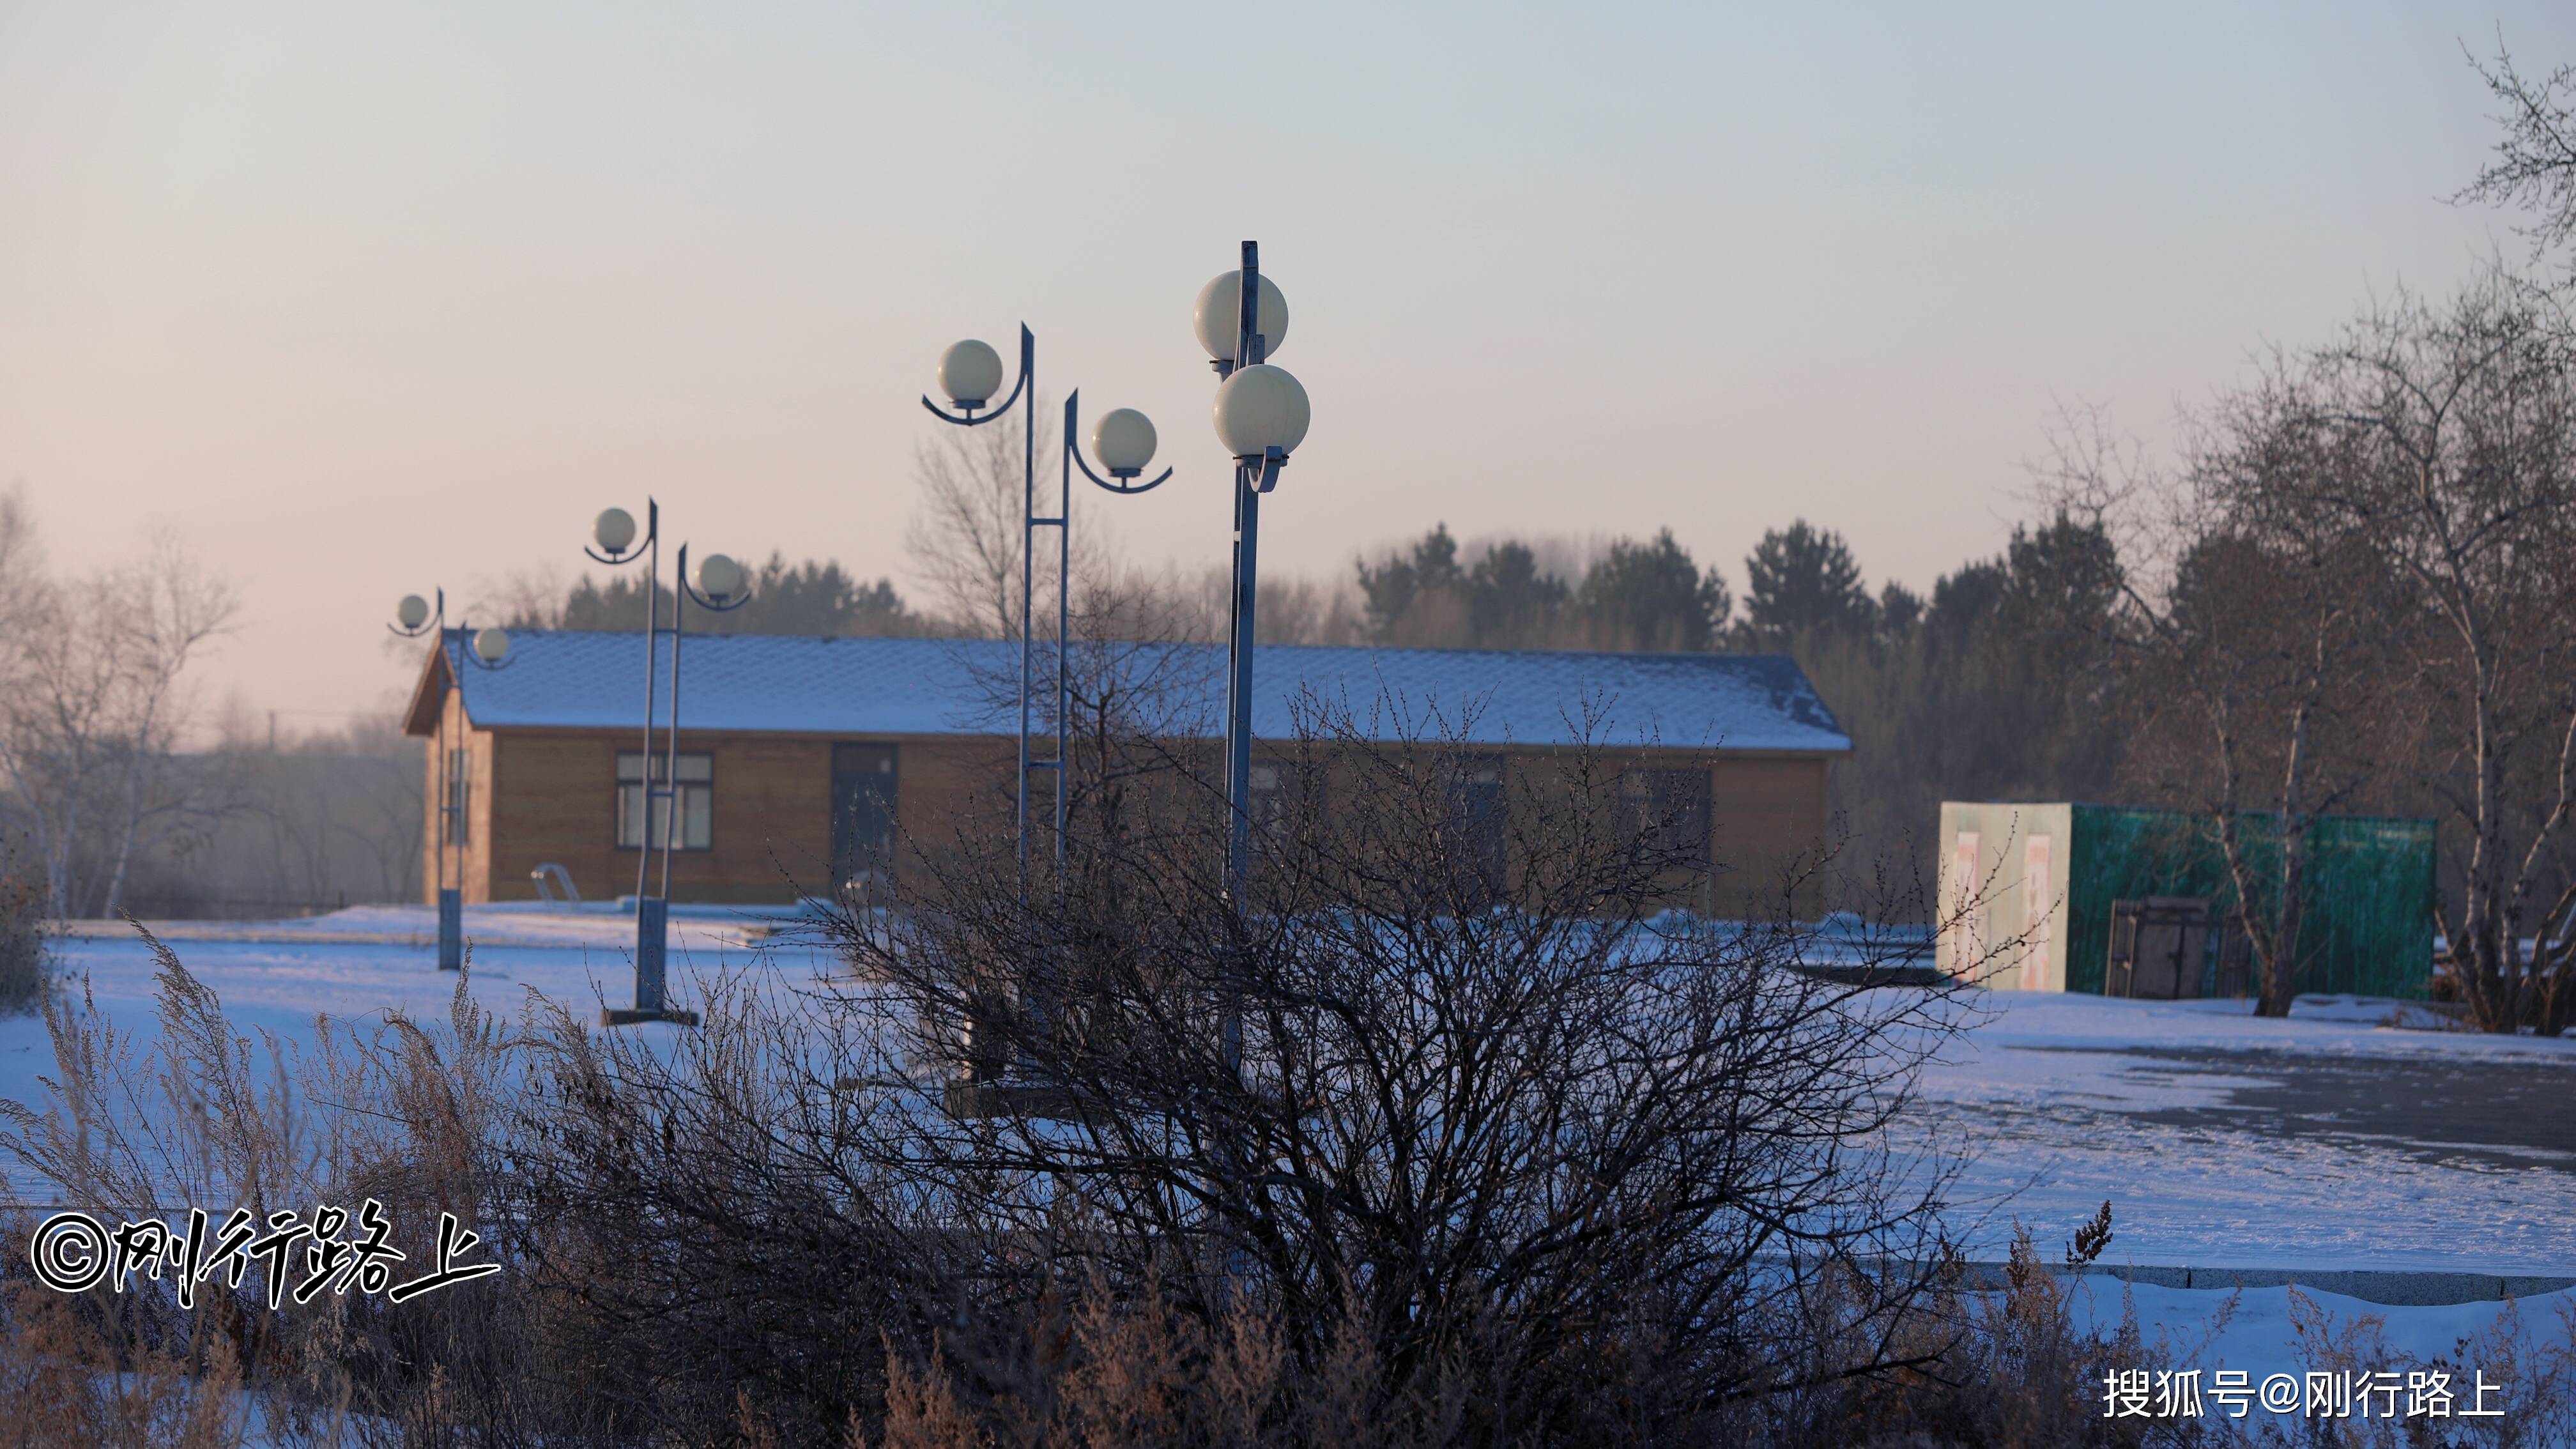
top-left (1923, 990), bottom-right (2576, 1276)
top-left (11, 911), bottom-right (2573, 1277)
top-left (1, 908), bottom-right (831, 1124)
top-left (6, 908), bottom-right (2573, 1397)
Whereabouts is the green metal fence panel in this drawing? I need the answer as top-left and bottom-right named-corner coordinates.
top-left (2059, 805), bottom-right (2434, 999)
top-left (2064, 806), bottom-right (2221, 995)
top-left (2299, 815), bottom-right (2438, 998)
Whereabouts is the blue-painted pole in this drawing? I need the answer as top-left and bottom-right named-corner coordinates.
top-left (634, 503), bottom-right (665, 1013)
top-left (1015, 327), bottom-right (1037, 891)
top-left (437, 887), bottom-right (463, 972)
top-left (1222, 241), bottom-right (1264, 909)
top-left (438, 625), bottom-right (464, 971)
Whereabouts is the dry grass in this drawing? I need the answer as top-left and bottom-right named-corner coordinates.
top-left (0, 1269), bottom-right (252, 1448)
top-left (0, 929), bottom-right (2570, 1444)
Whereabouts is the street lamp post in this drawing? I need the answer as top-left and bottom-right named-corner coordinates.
top-left (914, 244), bottom-right (1303, 1097)
top-left (921, 332), bottom-right (1173, 885)
top-left (390, 590), bottom-right (512, 972)
top-left (586, 507), bottom-right (750, 1027)
top-left (1199, 242), bottom-right (1310, 907)
top-left (650, 543), bottom-right (750, 914)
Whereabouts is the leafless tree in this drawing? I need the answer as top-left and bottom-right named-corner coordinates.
top-left (90, 539), bottom-right (240, 917)
top-left (470, 562), bottom-right (571, 631)
top-left (0, 523), bottom-right (239, 919)
top-left (2460, 42), bottom-right (2576, 290)
top-left (2048, 394), bottom-right (2402, 1016)
top-left (195, 707), bottom-right (424, 911)
top-left (904, 399), bottom-right (1118, 640)
top-left (2057, 279), bottom-right (2576, 1029)
top-left (2306, 283), bottom-right (2576, 1029)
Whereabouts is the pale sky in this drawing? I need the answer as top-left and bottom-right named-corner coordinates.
top-left (3, 2), bottom-right (2569, 728)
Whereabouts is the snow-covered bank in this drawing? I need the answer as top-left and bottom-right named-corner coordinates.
top-left (2058, 1277), bottom-right (2575, 1406)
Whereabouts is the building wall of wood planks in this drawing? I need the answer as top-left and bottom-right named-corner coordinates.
top-left (424, 716), bottom-right (1837, 910)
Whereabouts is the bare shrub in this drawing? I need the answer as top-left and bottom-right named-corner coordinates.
top-left (802, 695), bottom-right (1979, 1445)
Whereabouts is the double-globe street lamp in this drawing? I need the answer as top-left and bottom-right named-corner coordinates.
top-left (388, 590), bottom-right (512, 972)
top-left (921, 329), bottom-right (1172, 890)
top-left (584, 500), bottom-right (751, 1027)
top-left (924, 241), bottom-right (1309, 908)
top-left (1198, 243), bottom-right (1310, 907)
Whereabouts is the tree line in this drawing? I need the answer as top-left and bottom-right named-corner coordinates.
top-left (499, 552), bottom-right (926, 637)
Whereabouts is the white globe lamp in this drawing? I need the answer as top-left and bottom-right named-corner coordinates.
top-left (594, 507), bottom-right (638, 556)
top-left (473, 627), bottom-right (510, 664)
top-left (1193, 272), bottom-right (1289, 362)
top-left (396, 594), bottom-right (430, 630)
top-left (696, 551), bottom-right (746, 602)
top-left (937, 339), bottom-right (1005, 409)
top-left (1212, 364), bottom-right (1312, 462)
top-left (1091, 408), bottom-right (1158, 478)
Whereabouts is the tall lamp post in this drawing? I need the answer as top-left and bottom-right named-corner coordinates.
top-left (586, 502), bottom-right (750, 1027)
top-left (1199, 243), bottom-right (1310, 907)
top-left (920, 245), bottom-right (1308, 908)
top-left (919, 247), bottom-right (1305, 1098)
top-left (390, 590), bottom-right (512, 972)
top-left (921, 332), bottom-right (1174, 884)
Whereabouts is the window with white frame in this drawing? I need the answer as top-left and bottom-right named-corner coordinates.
top-left (616, 751), bottom-right (713, 850)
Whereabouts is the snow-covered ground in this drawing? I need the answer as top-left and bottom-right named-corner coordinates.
top-left (44, 899), bottom-right (809, 953)
top-left (1923, 990), bottom-right (2576, 1276)
top-left (2053, 1276), bottom-right (2575, 1412)
top-left (0, 911), bottom-right (834, 1195)
top-left (8, 908), bottom-right (2575, 1397)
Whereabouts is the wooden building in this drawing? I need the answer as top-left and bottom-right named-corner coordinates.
top-left (405, 633), bottom-right (1853, 909)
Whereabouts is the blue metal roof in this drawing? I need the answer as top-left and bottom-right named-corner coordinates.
top-left (417, 632), bottom-right (1850, 753)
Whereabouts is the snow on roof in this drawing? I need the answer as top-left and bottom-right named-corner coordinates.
top-left (412, 632), bottom-right (1851, 753)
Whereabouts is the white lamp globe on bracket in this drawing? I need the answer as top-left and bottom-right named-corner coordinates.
top-left (1092, 408), bottom-right (1158, 479)
top-left (587, 502), bottom-right (656, 566)
top-left (695, 551), bottom-right (746, 603)
top-left (388, 589), bottom-right (445, 641)
top-left (1063, 392), bottom-right (1174, 494)
top-left (937, 339), bottom-right (1006, 411)
top-left (922, 328), bottom-right (1032, 427)
top-left (1213, 364), bottom-right (1311, 492)
top-left (472, 627), bottom-right (511, 664)
top-left (1194, 271), bottom-right (1289, 369)
top-left (677, 543), bottom-right (755, 618)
